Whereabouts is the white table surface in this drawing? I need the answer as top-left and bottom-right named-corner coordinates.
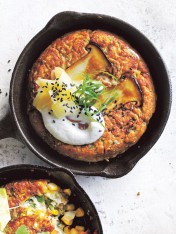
top-left (0, 1), bottom-right (175, 233)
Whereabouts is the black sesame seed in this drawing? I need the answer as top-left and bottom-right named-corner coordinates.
top-left (62, 119), bottom-right (65, 121)
top-left (40, 91), bottom-right (43, 93)
top-left (5, 92), bottom-right (8, 97)
top-left (99, 130), bottom-right (102, 132)
top-left (72, 123), bottom-right (75, 126)
top-left (53, 120), bottom-right (55, 123)
top-left (8, 60), bottom-right (11, 63)
top-left (48, 112), bottom-right (51, 115)
top-left (0, 89), bottom-right (2, 94)
top-left (8, 69), bottom-right (11, 72)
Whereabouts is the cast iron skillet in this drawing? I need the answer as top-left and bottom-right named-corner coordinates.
top-left (0, 165), bottom-right (103, 234)
top-left (0, 11), bottom-right (172, 178)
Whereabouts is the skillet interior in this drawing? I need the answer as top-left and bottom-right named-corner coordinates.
top-left (10, 11), bottom-right (171, 177)
top-left (0, 165), bottom-right (103, 233)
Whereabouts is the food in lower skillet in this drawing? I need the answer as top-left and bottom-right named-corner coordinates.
top-left (28, 30), bottom-right (156, 162)
top-left (0, 180), bottom-right (96, 234)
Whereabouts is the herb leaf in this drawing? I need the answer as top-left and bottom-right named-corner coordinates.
top-left (35, 195), bottom-right (44, 203)
top-left (73, 74), bottom-right (119, 118)
top-left (15, 225), bottom-right (29, 234)
top-left (73, 74), bottom-right (104, 108)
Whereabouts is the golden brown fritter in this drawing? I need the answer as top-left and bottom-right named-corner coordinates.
top-left (3, 180), bottom-right (91, 234)
top-left (4, 216), bottom-right (54, 234)
top-left (28, 30), bottom-right (156, 162)
top-left (5, 180), bottom-right (48, 207)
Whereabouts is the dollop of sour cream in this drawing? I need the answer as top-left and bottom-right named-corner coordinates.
top-left (41, 106), bottom-right (105, 145)
top-left (35, 67), bottom-right (105, 145)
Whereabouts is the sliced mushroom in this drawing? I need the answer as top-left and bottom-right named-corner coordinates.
top-left (66, 44), bottom-right (143, 109)
top-left (95, 75), bottom-right (143, 111)
top-left (66, 44), bottom-right (111, 82)
top-left (117, 75), bottom-right (143, 107)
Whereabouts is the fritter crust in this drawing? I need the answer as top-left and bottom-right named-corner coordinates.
top-left (4, 180), bottom-right (53, 233)
top-left (5, 216), bottom-right (54, 234)
top-left (28, 30), bottom-right (156, 162)
top-left (5, 180), bottom-right (48, 207)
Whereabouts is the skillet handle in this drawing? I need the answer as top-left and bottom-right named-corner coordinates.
top-left (0, 107), bottom-right (16, 140)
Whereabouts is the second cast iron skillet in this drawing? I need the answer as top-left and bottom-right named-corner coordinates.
top-left (1, 11), bottom-right (172, 177)
top-left (0, 165), bottom-right (102, 233)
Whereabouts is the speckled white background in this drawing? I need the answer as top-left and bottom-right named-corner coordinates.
top-left (0, 0), bottom-right (176, 233)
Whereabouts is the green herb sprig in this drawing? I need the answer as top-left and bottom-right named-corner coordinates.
top-left (73, 74), bottom-right (104, 107)
top-left (73, 74), bottom-right (118, 118)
